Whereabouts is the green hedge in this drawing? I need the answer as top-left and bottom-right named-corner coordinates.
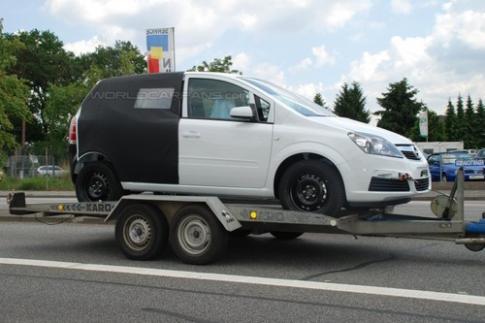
top-left (0, 175), bottom-right (74, 191)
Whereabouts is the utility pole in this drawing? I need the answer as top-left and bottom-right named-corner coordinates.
top-left (21, 119), bottom-right (26, 148)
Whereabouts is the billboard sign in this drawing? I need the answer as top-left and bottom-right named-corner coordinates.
top-left (146, 28), bottom-right (175, 73)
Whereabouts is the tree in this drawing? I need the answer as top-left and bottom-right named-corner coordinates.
top-left (428, 109), bottom-right (446, 141)
top-left (334, 82), bottom-right (369, 123)
top-left (375, 78), bottom-right (423, 137)
top-left (0, 20), bottom-right (31, 163)
top-left (475, 99), bottom-right (485, 148)
top-left (189, 56), bottom-right (240, 74)
top-left (445, 99), bottom-right (457, 141)
top-left (464, 96), bottom-right (475, 148)
top-left (77, 41), bottom-right (146, 79)
top-left (5, 29), bottom-right (78, 142)
top-left (410, 107), bottom-right (446, 142)
top-left (313, 93), bottom-right (326, 107)
top-left (43, 82), bottom-right (88, 160)
top-left (455, 95), bottom-right (466, 142)
top-left (39, 41), bottom-right (145, 160)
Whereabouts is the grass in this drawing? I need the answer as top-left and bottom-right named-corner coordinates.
top-left (0, 175), bottom-right (74, 191)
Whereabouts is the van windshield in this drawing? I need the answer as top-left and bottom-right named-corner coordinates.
top-left (242, 77), bottom-right (334, 117)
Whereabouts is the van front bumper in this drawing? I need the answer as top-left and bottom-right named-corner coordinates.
top-left (340, 154), bottom-right (431, 204)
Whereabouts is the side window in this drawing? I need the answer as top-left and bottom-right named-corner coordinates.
top-left (254, 95), bottom-right (271, 122)
top-left (134, 88), bottom-right (174, 110)
top-left (428, 155), bottom-right (439, 164)
top-left (188, 79), bottom-right (250, 120)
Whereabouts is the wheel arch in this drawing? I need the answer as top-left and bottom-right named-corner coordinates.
top-left (74, 152), bottom-right (118, 179)
top-left (272, 152), bottom-right (346, 200)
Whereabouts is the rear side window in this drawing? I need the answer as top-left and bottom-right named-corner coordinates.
top-left (134, 88), bottom-right (175, 110)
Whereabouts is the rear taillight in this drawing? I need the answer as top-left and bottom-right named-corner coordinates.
top-left (68, 116), bottom-right (77, 144)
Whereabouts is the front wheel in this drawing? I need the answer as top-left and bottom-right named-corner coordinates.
top-left (278, 160), bottom-right (346, 217)
top-left (75, 162), bottom-right (123, 202)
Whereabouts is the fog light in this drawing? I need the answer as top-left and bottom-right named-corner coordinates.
top-left (57, 204), bottom-right (64, 211)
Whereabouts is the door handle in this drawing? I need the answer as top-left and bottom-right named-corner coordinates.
top-left (182, 131), bottom-right (200, 139)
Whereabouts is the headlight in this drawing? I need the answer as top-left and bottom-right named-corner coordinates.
top-left (348, 132), bottom-right (403, 158)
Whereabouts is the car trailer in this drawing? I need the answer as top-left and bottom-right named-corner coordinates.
top-left (7, 169), bottom-right (485, 265)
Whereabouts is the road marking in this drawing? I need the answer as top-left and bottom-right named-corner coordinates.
top-left (1, 257), bottom-right (485, 306)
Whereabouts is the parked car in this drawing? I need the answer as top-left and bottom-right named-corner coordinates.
top-left (477, 148), bottom-right (485, 160)
top-left (68, 72), bottom-right (431, 216)
top-left (427, 152), bottom-right (484, 181)
top-left (36, 165), bottom-right (66, 177)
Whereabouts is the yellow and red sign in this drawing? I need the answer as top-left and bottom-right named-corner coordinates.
top-left (146, 28), bottom-right (175, 73)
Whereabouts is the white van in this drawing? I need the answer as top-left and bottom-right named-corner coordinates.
top-left (68, 72), bottom-right (430, 216)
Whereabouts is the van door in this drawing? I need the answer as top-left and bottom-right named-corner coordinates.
top-left (179, 77), bottom-right (273, 188)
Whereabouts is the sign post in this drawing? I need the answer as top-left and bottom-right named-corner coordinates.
top-left (146, 28), bottom-right (175, 73)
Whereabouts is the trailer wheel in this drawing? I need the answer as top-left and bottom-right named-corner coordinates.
top-left (170, 205), bottom-right (228, 265)
top-left (271, 232), bottom-right (303, 240)
top-left (278, 160), bottom-right (345, 217)
top-left (115, 203), bottom-right (168, 260)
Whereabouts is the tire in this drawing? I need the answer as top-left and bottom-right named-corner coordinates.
top-left (278, 159), bottom-right (346, 217)
top-left (270, 232), bottom-right (303, 240)
top-left (76, 162), bottom-right (123, 202)
top-left (170, 205), bottom-right (228, 265)
top-left (115, 203), bottom-right (168, 260)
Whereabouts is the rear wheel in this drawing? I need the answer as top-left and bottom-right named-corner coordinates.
top-left (170, 205), bottom-right (228, 265)
top-left (278, 160), bottom-right (346, 217)
top-left (115, 203), bottom-right (168, 260)
top-left (76, 162), bottom-right (123, 202)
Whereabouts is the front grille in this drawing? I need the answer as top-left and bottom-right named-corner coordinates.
top-left (401, 150), bottom-right (420, 160)
top-left (414, 178), bottom-right (430, 191)
top-left (396, 144), bottom-right (421, 160)
top-left (369, 177), bottom-right (410, 192)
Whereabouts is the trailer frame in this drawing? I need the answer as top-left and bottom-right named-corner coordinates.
top-left (7, 169), bottom-right (485, 264)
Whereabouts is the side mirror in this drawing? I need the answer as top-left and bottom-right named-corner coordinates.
top-left (230, 106), bottom-right (254, 120)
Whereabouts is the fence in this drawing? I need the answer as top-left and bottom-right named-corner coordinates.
top-left (5, 155), bottom-right (60, 178)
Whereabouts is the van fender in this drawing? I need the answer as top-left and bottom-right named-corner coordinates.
top-left (74, 152), bottom-right (113, 175)
top-left (268, 142), bottom-right (352, 196)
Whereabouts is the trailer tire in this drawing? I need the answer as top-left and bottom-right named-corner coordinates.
top-left (271, 232), bottom-right (303, 240)
top-left (115, 203), bottom-right (168, 260)
top-left (170, 205), bottom-right (228, 265)
top-left (278, 159), bottom-right (345, 217)
top-left (76, 162), bottom-right (123, 202)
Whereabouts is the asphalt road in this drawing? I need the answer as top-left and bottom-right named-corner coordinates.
top-left (0, 199), bottom-right (484, 323)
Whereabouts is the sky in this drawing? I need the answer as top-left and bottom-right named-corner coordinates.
top-left (1, 0), bottom-right (485, 116)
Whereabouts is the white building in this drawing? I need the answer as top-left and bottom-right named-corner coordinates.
top-left (415, 141), bottom-right (464, 155)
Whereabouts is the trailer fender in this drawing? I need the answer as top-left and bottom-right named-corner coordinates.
top-left (104, 195), bottom-right (242, 232)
